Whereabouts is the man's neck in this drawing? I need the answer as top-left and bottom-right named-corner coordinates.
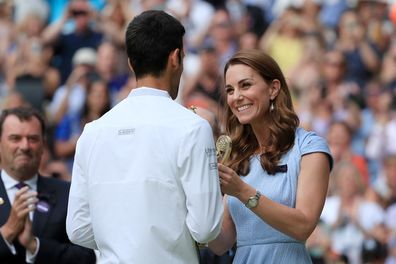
top-left (136, 75), bottom-right (171, 94)
top-left (2, 168), bottom-right (36, 182)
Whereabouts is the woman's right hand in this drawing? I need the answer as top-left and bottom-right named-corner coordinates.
top-left (218, 163), bottom-right (247, 197)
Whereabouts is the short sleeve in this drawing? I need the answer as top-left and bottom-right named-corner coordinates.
top-left (297, 128), bottom-right (333, 170)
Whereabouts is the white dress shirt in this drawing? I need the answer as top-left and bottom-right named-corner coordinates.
top-left (67, 87), bottom-right (223, 264)
top-left (0, 170), bottom-right (40, 263)
top-left (1, 171), bottom-right (38, 206)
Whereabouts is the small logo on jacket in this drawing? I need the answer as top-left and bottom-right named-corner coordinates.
top-left (205, 148), bottom-right (216, 157)
top-left (118, 128), bottom-right (135, 135)
top-left (209, 163), bottom-right (217, 170)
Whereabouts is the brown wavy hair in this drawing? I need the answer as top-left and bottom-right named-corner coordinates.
top-left (222, 50), bottom-right (299, 175)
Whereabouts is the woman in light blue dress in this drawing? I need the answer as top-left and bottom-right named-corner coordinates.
top-left (209, 50), bottom-right (333, 263)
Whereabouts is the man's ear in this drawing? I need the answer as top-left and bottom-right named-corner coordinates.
top-left (270, 79), bottom-right (281, 100)
top-left (127, 58), bottom-right (134, 73)
top-left (169, 49), bottom-right (181, 68)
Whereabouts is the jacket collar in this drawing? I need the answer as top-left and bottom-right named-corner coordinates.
top-left (128, 87), bottom-right (171, 98)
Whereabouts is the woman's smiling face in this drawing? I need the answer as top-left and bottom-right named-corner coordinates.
top-left (225, 64), bottom-right (276, 126)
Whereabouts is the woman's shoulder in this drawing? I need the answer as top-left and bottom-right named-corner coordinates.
top-left (295, 127), bottom-right (333, 168)
top-left (295, 127), bottom-right (326, 147)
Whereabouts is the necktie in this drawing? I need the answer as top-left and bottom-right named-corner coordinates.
top-left (14, 182), bottom-right (50, 213)
top-left (14, 182), bottom-right (34, 219)
top-left (15, 182), bottom-right (28, 189)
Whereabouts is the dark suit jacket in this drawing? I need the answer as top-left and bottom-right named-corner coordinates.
top-left (0, 174), bottom-right (96, 264)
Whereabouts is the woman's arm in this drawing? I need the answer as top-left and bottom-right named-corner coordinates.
top-left (219, 152), bottom-right (330, 242)
top-left (208, 197), bottom-right (236, 255)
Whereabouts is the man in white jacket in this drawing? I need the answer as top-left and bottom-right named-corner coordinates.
top-left (66, 10), bottom-right (223, 264)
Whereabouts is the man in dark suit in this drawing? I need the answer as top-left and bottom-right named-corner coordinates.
top-left (0, 107), bottom-right (96, 263)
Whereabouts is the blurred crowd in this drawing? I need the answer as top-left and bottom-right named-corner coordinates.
top-left (0, 0), bottom-right (396, 263)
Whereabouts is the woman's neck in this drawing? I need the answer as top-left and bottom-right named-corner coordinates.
top-left (251, 123), bottom-right (270, 153)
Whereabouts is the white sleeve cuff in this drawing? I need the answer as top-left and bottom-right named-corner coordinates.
top-left (0, 228), bottom-right (16, 255)
top-left (26, 237), bottom-right (40, 263)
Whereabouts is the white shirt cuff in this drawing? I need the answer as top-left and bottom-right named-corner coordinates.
top-left (0, 228), bottom-right (16, 255)
top-left (26, 237), bottom-right (40, 263)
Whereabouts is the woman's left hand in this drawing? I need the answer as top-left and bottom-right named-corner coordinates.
top-left (218, 163), bottom-right (246, 197)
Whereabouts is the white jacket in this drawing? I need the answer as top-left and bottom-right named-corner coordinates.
top-left (66, 87), bottom-right (223, 264)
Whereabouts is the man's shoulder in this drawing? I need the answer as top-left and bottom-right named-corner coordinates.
top-left (81, 99), bottom-right (210, 136)
top-left (169, 103), bottom-right (209, 124)
top-left (37, 176), bottom-right (71, 206)
top-left (38, 175), bottom-right (70, 190)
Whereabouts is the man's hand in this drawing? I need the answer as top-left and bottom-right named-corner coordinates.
top-left (18, 217), bottom-right (37, 254)
top-left (0, 187), bottom-right (37, 243)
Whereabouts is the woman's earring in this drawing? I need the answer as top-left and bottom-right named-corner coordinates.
top-left (270, 101), bottom-right (274, 112)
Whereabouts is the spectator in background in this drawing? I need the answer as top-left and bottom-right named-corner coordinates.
top-left (296, 48), bottom-right (360, 140)
top-left (167, 0), bottom-right (215, 53)
top-left (205, 8), bottom-right (238, 72)
top-left (97, 0), bottom-right (133, 75)
top-left (12, 0), bottom-right (49, 26)
top-left (321, 162), bottom-right (387, 264)
top-left (319, 0), bottom-right (349, 32)
top-left (365, 88), bottom-right (396, 179)
top-left (259, 6), bottom-right (304, 76)
top-left (387, 237), bottom-right (396, 264)
top-left (46, 0), bottom-right (106, 24)
top-left (0, 0), bottom-right (14, 97)
top-left (359, 81), bottom-right (393, 180)
top-left (373, 154), bottom-right (396, 208)
top-left (0, 106), bottom-right (96, 263)
top-left (238, 31), bottom-right (259, 50)
top-left (95, 42), bottom-right (129, 106)
top-left (47, 47), bottom-right (97, 125)
top-left (288, 26), bottom-right (324, 86)
top-left (4, 9), bottom-right (60, 114)
top-left (54, 79), bottom-right (111, 173)
top-left (298, 90), bottom-right (334, 139)
top-left (98, 0), bottom-right (133, 47)
top-left (384, 155), bottom-right (396, 207)
top-left (306, 219), bottom-right (332, 264)
top-left (39, 145), bottom-right (72, 183)
top-left (7, 8), bottom-right (61, 101)
top-left (327, 121), bottom-right (370, 190)
top-left (299, 0), bottom-right (323, 36)
top-left (288, 33), bottom-right (325, 111)
top-left (356, 0), bottom-right (392, 54)
top-left (112, 73), bottom-right (137, 105)
top-left (42, 0), bottom-right (103, 84)
top-left (380, 41), bottom-right (396, 92)
top-left (182, 44), bottom-right (223, 115)
top-left (335, 8), bottom-right (380, 89)
top-left (318, 49), bottom-right (361, 127)
top-left (0, 91), bottom-right (27, 111)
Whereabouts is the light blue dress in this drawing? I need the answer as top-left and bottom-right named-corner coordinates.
top-left (228, 128), bottom-right (332, 264)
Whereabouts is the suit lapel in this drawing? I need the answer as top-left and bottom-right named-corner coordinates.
top-left (33, 176), bottom-right (56, 236)
top-left (0, 175), bottom-right (11, 226)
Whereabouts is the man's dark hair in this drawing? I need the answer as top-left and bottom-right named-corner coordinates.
top-left (125, 10), bottom-right (185, 78)
top-left (0, 107), bottom-right (46, 137)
